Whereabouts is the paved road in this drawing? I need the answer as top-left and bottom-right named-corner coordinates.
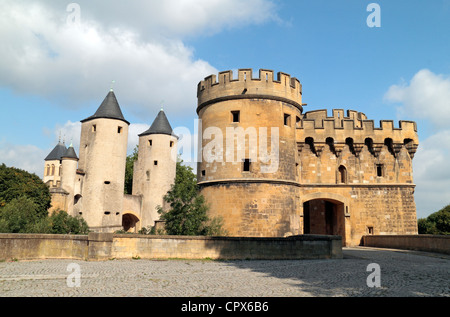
top-left (0, 247), bottom-right (448, 297)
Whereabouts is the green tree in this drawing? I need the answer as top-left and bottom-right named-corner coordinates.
top-left (0, 163), bottom-right (51, 218)
top-left (418, 204), bottom-right (450, 235)
top-left (124, 146), bottom-right (138, 194)
top-left (157, 160), bottom-right (225, 236)
top-left (0, 196), bottom-right (44, 233)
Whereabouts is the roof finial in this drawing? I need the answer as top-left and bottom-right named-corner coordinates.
top-left (110, 80), bottom-right (116, 92)
top-left (160, 99), bottom-right (164, 111)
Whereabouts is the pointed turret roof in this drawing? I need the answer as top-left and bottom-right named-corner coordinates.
top-left (139, 110), bottom-right (176, 137)
top-left (62, 144), bottom-right (78, 160)
top-left (45, 141), bottom-right (68, 161)
top-left (81, 90), bottom-right (130, 125)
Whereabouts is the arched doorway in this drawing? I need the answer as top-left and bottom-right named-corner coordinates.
top-left (122, 213), bottom-right (140, 233)
top-left (303, 198), bottom-right (346, 245)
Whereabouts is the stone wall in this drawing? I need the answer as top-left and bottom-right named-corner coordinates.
top-left (0, 233), bottom-right (88, 260)
top-left (362, 235), bottom-right (450, 255)
top-left (0, 233), bottom-right (342, 261)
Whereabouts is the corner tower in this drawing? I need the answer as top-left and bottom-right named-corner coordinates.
top-left (132, 109), bottom-right (177, 228)
top-left (196, 69), bottom-right (303, 237)
top-left (78, 89), bottom-right (129, 232)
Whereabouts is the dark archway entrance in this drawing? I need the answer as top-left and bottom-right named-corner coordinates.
top-left (122, 213), bottom-right (140, 233)
top-left (303, 199), bottom-right (346, 245)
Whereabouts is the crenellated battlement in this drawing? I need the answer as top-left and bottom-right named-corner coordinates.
top-left (197, 69), bottom-right (303, 113)
top-left (297, 109), bottom-right (419, 158)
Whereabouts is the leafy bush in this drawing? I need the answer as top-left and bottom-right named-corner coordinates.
top-left (48, 210), bottom-right (89, 234)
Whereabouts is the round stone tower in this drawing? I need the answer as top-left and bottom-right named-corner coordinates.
top-left (78, 89), bottom-right (129, 232)
top-left (132, 109), bottom-right (178, 228)
top-left (196, 69), bottom-right (303, 237)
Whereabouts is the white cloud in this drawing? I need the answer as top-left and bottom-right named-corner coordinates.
top-left (0, 140), bottom-right (47, 178)
top-left (413, 130), bottom-right (450, 218)
top-left (0, 0), bottom-right (278, 117)
top-left (384, 69), bottom-right (450, 218)
top-left (384, 69), bottom-right (450, 128)
top-left (74, 0), bottom-right (279, 39)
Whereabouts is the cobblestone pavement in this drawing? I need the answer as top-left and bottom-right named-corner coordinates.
top-left (0, 247), bottom-right (448, 297)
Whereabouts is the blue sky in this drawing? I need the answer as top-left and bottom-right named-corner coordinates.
top-left (1, 0), bottom-right (449, 218)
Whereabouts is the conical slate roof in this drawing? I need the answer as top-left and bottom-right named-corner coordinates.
top-left (81, 90), bottom-right (129, 125)
top-left (45, 142), bottom-right (67, 161)
top-left (139, 110), bottom-right (175, 137)
top-left (62, 144), bottom-right (78, 160)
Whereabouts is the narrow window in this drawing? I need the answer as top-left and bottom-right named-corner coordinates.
top-left (146, 170), bottom-right (150, 181)
top-left (243, 159), bottom-right (251, 172)
top-left (148, 140), bottom-right (152, 147)
top-left (92, 125), bottom-right (96, 132)
top-left (170, 141), bottom-right (174, 147)
top-left (284, 113), bottom-right (291, 126)
top-left (51, 164), bottom-right (55, 176)
top-left (154, 160), bottom-right (158, 166)
top-left (376, 164), bottom-right (384, 177)
top-left (338, 165), bottom-right (347, 184)
top-left (104, 181), bottom-right (111, 184)
top-left (45, 165), bottom-right (50, 176)
top-left (118, 126), bottom-right (123, 133)
top-left (232, 111), bottom-right (240, 123)
top-left (201, 170), bottom-right (206, 176)
top-left (368, 226), bottom-right (374, 235)
top-left (104, 211), bottom-right (111, 215)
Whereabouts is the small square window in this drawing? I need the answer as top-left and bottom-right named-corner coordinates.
top-left (284, 114), bottom-right (291, 126)
top-left (154, 161), bottom-right (158, 166)
top-left (231, 111), bottom-right (240, 123)
top-left (201, 170), bottom-right (206, 176)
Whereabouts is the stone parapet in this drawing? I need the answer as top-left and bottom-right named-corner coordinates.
top-left (0, 233), bottom-right (342, 261)
top-left (197, 69), bottom-right (303, 113)
top-left (362, 235), bottom-right (450, 255)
